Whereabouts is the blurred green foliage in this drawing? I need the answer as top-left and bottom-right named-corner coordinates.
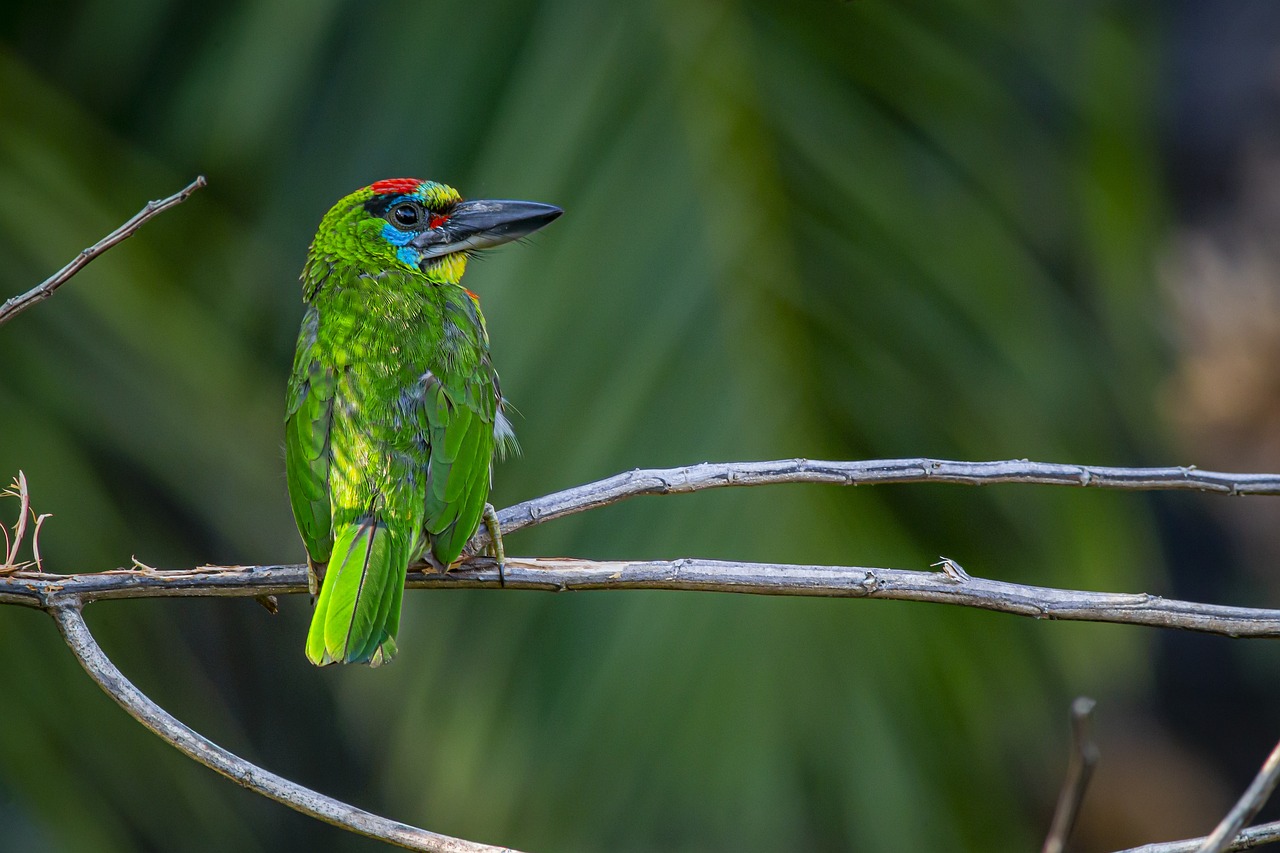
top-left (0, 1), bottom-right (1180, 850)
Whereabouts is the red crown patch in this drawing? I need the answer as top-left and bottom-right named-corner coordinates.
top-left (369, 178), bottom-right (422, 196)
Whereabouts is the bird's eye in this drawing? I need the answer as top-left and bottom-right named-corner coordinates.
top-left (390, 203), bottom-right (422, 228)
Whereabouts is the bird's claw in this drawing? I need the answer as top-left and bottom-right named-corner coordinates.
top-left (482, 503), bottom-right (506, 587)
top-left (306, 559), bottom-right (324, 599)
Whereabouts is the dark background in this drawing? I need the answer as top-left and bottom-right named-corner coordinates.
top-left (3, 1), bottom-right (1280, 850)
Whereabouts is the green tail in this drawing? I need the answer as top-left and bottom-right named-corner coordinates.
top-left (306, 516), bottom-right (407, 666)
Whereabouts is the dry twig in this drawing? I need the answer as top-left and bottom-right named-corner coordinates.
top-left (1, 471), bottom-right (49, 574)
top-left (0, 176), bottom-right (206, 327)
top-left (1043, 697), bottom-right (1099, 853)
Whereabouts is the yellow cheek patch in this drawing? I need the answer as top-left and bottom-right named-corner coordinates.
top-left (422, 252), bottom-right (468, 285)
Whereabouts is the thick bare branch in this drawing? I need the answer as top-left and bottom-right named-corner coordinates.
top-left (475, 458), bottom-right (1280, 550)
top-left (49, 600), bottom-right (523, 853)
top-left (0, 176), bottom-right (207, 327)
top-left (5, 556), bottom-right (1280, 638)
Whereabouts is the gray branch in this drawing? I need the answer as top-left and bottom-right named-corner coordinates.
top-left (0, 176), bottom-right (206, 328)
top-left (7, 556), bottom-right (1280, 638)
top-left (49, 599), bottom-right (522, 853)
top-left (476, 457), bottom-right (1280, 550)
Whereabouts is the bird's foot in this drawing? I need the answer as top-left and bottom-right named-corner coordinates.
top-left (306, 558), bottom-right (326, 601)
top-left (483, 503), bottom-right (506, 588)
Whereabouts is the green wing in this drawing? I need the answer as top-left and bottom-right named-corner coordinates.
top-left (420, 370), bottom-right (498, 566)
top-left (284, 306), bottom-right (335, 565)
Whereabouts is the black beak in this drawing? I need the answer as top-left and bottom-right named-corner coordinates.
top-left (410, 199), bottom-right (563, 260)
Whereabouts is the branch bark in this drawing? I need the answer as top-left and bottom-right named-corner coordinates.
top-left (0, 176), bottom-right (206, 327)
top-left (49, 599), bottom-right (522, 853)
top-left (475, 457), bottom-right (1280, 551)
top-left (6, 556), bottom-right (1280, 638)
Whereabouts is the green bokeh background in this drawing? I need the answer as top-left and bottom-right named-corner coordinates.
top-left (0, 2), bottom-right (1273, 851)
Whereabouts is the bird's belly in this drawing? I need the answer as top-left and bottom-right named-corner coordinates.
top-left (326, 367), bottom-right (434, 514)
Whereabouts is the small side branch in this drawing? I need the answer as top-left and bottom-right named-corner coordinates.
top-left (9, 557), bottom-right (1280, 638)
top-left (48, 600), bottom-right (522, 853)
top-left (0, 176), bottom-right (207, 328)
top-left (1043, 697), bottom-right (1099, 853)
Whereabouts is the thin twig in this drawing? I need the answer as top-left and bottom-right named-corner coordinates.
top-left (1193, 737), bottom-right (1280, 853)
top-left (472, 458), bottom-right (1280, 551)
top-left (1043, 697), bottom-right (1099, 853)
top-left (0, 176), bottom-right (207, 327)
top-left (48, 600), bottom-right (522, 853)
top-left (31, 513), bottom-right (51, 572)
top-left (6, 557), bottom-right (1280, 639)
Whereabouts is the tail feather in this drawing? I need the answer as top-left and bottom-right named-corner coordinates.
top-left (352, 550), bottom-right (403, 664)
top-left (306, 516), bottom-right (405, 666)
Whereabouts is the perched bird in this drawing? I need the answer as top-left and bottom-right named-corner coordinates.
top-left (286, 178), bottom-right (561, 666)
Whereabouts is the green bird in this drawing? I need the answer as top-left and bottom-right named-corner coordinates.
top-left (286, 178), bottom-right (561, 666)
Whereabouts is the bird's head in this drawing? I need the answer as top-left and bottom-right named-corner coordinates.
top-left (310, 178), bottom-right (562, 285)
